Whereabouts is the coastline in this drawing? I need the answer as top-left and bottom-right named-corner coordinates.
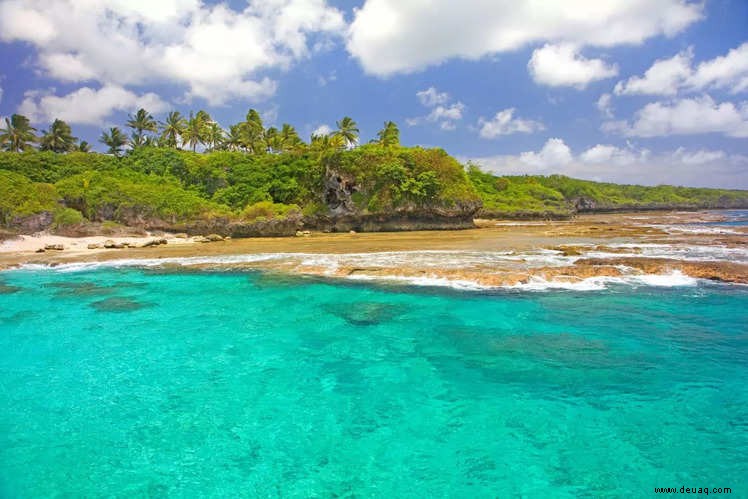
top-left (1, 210), bottom-right (746, 289)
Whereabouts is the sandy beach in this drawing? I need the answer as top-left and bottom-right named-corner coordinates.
top-left (1, 211), bottom-right (746, 288)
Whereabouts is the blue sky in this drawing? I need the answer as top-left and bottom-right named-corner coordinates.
top-left (0, 0), bottom-right (747, 188)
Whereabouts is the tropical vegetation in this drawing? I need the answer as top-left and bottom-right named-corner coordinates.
top-left (0, 108), bottom-right (746, 233)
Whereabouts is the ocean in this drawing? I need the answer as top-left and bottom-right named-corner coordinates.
top-left (1, 261), bottom-right (747, 496)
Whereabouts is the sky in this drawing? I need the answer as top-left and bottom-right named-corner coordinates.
top-left (0, 0), bottom-right (747, 188)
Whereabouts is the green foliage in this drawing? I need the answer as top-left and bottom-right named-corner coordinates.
top-left (0, 151), bottom-right (117, 183)
top-left (54, 170), bottom-right (224, 223)
top-left (241, 201), bottom-right (300, 221)
top-left (324, 144), bottom-right (479, 212)
top-left (467, 166), bottom-right (748, 216)
top-left (0, 114), bottom-right (37, 152)
top-left (99, 127), bottom-right (128, 156)
top-left (0, 170), bottom-right (58, 224)
top-left (53, 208), bottom-right (84, 227)
top-left (2, 145), bottom-right (745, 231)
top-left (39, 119), bottom-right (77, 153)
top-left (376, 121), bottom-right (400, 147)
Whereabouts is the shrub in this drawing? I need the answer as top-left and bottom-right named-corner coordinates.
top-left (53, 208), bottom-right (85, 227)
top-left (241, 201), bottom-right (300, 221)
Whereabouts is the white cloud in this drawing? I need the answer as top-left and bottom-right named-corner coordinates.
top-left (416, 87), bottom-right (449, 107)
top-left (0, 2), bottom-right (57, 44)
top-left (688, 42), bottom-right (748, 93)
top-left (615, 43), bottom-right (748, 96)
top-left (608, 95), bottom-right (748, 138)
top-left (528, 44), bottom-right (618, 89)
top-left (518, 138), bottom-right (573, 169)
top-left (311, 124), bottom-right (332, 136)
top-left (0, 0), bottom-right (345, 104)
top-left (579, 144), bottom-right (643, 166)
top-left (407, 87), bottom-right (464, 131)
top-left (347, 0), bottom-right (702, 76)
top-left (478, 108), bottom-right (544, 138)
top-left (671, 147), bottom-right (726, 165)
top-left (615, 48), bottom-right (693, 96)
top-left (38, 53), bottom-right (98, 82)
top-left (597, 93), bottom-right (614, 118)
top-left (465, 140), bottom-right (748, 189)
top-left (427, 103), bottom-right (464, 121)
top-left (317, 70), bottom-right (337, 86)
top-left (18, 85), bottom-right (168, 125)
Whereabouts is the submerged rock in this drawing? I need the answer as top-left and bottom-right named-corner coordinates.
top-left (329, 301), bottom-right (407, 326)
top-left (90, 297), bottom-right (149, 312)
top-left (47, 281), bottom-right (119, 298)
top-left (0, 282), bottom-right (22, 294)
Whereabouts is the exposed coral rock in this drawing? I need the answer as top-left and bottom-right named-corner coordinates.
top-left (10, 212), bottom-right (53, 233)
top-left (576, 257), bottom-right (748, 284)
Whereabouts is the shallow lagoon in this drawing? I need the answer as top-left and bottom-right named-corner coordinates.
top-left (1, 268), bottom-right (747, 497)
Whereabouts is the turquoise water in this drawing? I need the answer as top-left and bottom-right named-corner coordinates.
top-left (704, 210), bottom-right (748, 227)
top-left (1, 268), bottom-right (747, 497)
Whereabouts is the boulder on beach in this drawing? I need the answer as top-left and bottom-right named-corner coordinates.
top-left (44, 244), bottom-right (64, 251)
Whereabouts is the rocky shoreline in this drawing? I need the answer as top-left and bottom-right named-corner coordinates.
top-left (1, 211), bottom-right (745, 288)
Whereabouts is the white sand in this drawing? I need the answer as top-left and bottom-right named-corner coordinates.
top-left (0, 233), bottom-right (196, 254)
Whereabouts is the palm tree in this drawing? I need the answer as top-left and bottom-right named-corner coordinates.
top-left (99, 127), bottom-right (128, 156)
top-left (77, 140), bottom-right (92, 153)
top-left (225, 124), bottom-right (244, 152)
top-left (184, 111), bottom-right (208, 152)
top-left (39, 119), bottom-right (77, 153)
top-left (279, 123), bottom-right (303, 153)
top-left (0, 114), bottom-right (37, 152)
top-left (377, 121), bottom-right (400, 148)
top-left (204, 121), bottom-right (225, 151)
top-left (126, 108), bottom-right (157, 148)
top-left (265, 126), bottom-right (281, 153)
top-left (333, 116), bottom-right (359, 149)
top-left (240, 109), bottom-right (266, 154)
top-left (159, 111), bottom-right (187, 149)
top-left (310, 132), bottom-right (344, 154)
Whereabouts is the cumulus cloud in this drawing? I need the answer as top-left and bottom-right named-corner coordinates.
top-left (605, 95), bottom-right (748, 138)
top-left (0, 0), bottom-right (345, 104)
top-left (579, 144), bottom-right (642, 165)
top-left (311, 124), bottom-right (332, 136)
top-left (478, 108), bottom-right (544, 138)
top-left (528, 44), bottom-right (618, 89)
top-left (416, 87), bottom-right (449, 107)
top-left (17, 85), bottom-right (168, 125)
top-left (518, 138), bottom-right (573, 169)
top-left (614, 48), bottom-right (693, 96)
top-left (407, 87), bottom-right (464, 131)
top-left (597, 93), bottom-right (614, 118)
top-left (464, 139), bottom-right (748, 189)
top-left (346, 0), bottom-right (703, 76)
top-left (615, 42), bottom-right (748, 96)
